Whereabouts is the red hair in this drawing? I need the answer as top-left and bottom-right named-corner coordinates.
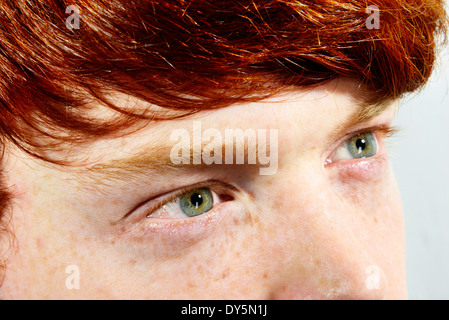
top-left (0, 0), bottom-right (447, 281)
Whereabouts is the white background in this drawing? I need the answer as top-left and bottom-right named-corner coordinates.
top-left (391, 45), bottom-right (449, 300)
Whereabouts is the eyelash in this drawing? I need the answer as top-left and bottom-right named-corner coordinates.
top-left (143, 181), bottom-right (235, 219)
top-left (347, 125), bottom-right (398, 143)
top-left (127, 125), bottom-right (399, 221)
top-left (327, 125), bottom-right (399, 163)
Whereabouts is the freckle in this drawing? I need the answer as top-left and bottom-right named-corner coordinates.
top-left (111, 199), bottom-right (121, 206)
top-left (35, 237), bottom-right (44, 249)
top-left (129, 259), bottom-right (137, 267)
top-left (252, 213), bottom-right (260, 225)
top-left (263, 272), bottom-right (268, 279)
top-left (244, 212), bottom-right (255, 226)
top-left (221, 268), bottom-right (230, 279)
top-left (374, 217), bottom-right (378, 223)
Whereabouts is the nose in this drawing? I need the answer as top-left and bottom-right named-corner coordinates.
top-left (269, 224), bottom-right (389, 300)
top-left (265, 189), bottom-right (389, 300)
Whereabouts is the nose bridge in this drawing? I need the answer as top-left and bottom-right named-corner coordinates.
top-left (266, 180), bottom-right (388, 300)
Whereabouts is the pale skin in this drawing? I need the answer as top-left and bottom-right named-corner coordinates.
top-left (0, 79), bottom-right (407, 299)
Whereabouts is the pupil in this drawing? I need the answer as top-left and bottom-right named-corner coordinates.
top-left (356, 138), bottom-right (366, 151)
top-left (190, 193), bottom-right (203, 207)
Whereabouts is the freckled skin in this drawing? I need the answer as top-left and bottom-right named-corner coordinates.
top-left (0, 80), bottom-right (407, 299)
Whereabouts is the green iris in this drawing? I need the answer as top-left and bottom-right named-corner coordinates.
top-left (179, 188), bottom-right (214, 217)
top-left (346, 132), bottom-right (378, 158)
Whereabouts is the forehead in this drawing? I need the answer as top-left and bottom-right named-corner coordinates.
top-left (4, 78), bottom-right (394, 173)
top-left (80, 77), bottom-right (387, 129)
top-left (45, 79), bottom-right (392, 164)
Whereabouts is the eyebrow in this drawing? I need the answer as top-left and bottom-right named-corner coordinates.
top-left (80, 137), bottom-right (266, 188)
top-left (330, 98), bottom-right (393, 140)
top-left (78, 99), bottom-right (392, 186)
top-left (80, 144), bottom-right (185, 187)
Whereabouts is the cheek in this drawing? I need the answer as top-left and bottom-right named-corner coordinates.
top-left (329, 156), bottom-right (404, 244)
top-left (328, 155), bottom-right (393, 207)
top-left (330, 161), bottom-right (406, 293)
top-left (336, 167), bottom-right (405, 245)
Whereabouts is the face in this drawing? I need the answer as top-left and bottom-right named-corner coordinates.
top-left (0, 79), bottom-right (407, 299)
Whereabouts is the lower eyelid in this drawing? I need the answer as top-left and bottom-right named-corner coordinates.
top-left (116, 184), bottom-right (226, 225)
top-left (326, 131), bottom-right (391, 178)
top-left (141, 192), bottom-right (240, 229)
top-left (336, 155), bottom-right (388, 181)
top-left (148, 202), bottom-right (181, 219)
top-left (118, 199), bottom-right (242, 247)
top-left (327, 129), bottom-right (389, 164)
top-left (327, 149), bottom-right (389, 182)
top-left (114, 183), bottom-right (241, 244)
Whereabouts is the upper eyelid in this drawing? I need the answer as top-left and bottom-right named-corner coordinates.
top-left (340, 126), bottom-right (397, 148)
top-left (342, 125), bottom-right (396, 141)
top-left (324, 125), bottom-right (398, 164)
top-left (118, 125), bottom-right (398, 221)
top-left (336, 125), bottom-right (396, 148)
top-left (145, 182), bottom-right (236, 218)
top-left (119, 180), bottom-right (238, 221)
top-left (145, 184), bottom-right (213, 218)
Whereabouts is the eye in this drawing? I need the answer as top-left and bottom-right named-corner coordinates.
top-left (145, 184), bottom-right (229, 220)
top-left (179, 188), bottom-right (214, 217)
top-left (332, 132), bottom-right (378, 161)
